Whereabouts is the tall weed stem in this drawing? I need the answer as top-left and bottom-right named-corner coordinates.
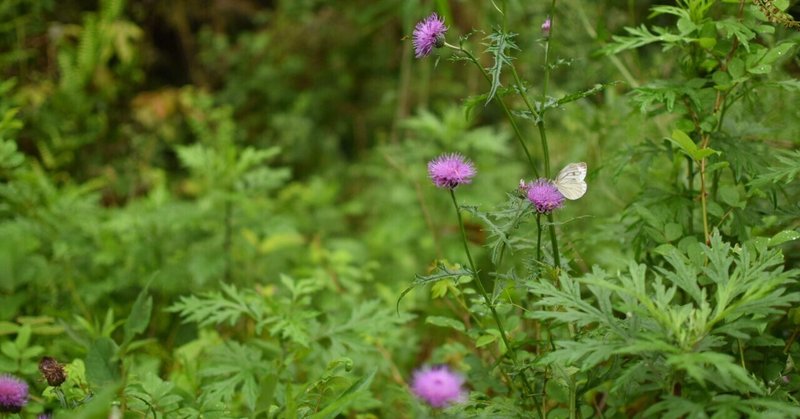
top-left (538, 0), bottom-right (562, 267)
top-left (449, 190), bottom-right (537, 408)
top-left (445, 43), bottom-right (539, 178)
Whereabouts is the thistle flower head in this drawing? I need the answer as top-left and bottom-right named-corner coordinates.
top-left (39, 357), bottom-right (67, 387)
top-left (427, 153), bottom-right (476, 189)
top-left (541, 16), bottom-right (552, 37)
top-left (411, 365), bottom-right (467, 408)
top-left (526, 179), bottom-right (564, 214)
top-left (413, 13), bottom-right (448, 58)
top-left (0, 374), bottom-right (29, 413)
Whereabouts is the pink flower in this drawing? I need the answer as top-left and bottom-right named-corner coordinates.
top-left (541, 16), bottom-right (552, 37)
top-left (413, 13), bottom-right (448, 58)
top-left (0, 375), bottom-right (28, 413)
top-left (427, 153), bottom-right (476, 189)
top-left (411, 366), bottom-right (467, 408)
top-left (526, 179), bottom-right (564, 214)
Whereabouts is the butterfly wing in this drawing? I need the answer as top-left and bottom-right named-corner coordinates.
top-left (554, 162), bottom-right (587, 200)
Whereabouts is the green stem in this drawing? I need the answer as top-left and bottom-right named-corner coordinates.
top-left (537, 122), bottom-right (552, 179)
top-left (449, 189), bottom-right (538, 409)
top-left (569, 375), bottom-right (578, 419)
top-left (700, 156), bottom-right (710, 244)
top-left (501, 0), bottom-right (508, 31)
top-left (445, 43), bottom-right (539, 178)
top-left (547, 214), bottom-right (561, 267)
top-left (224, 200), bottom-right (233, 281)
top-left (540, 1), bottom-right (556, 178)
top-left (536, 213), bottom-right (543, 261)
top-left (538, 0), bottom-right (561, 268)
top-left (450, 190), bottom-right (512, 352)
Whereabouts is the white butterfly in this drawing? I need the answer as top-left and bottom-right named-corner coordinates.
top-left (553, 162), bottom-right (587, 200)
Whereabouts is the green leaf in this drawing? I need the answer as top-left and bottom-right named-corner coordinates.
top-left (761, 42), bottom-right (795, 67)
top-left (425, 316), bottom-right (466, 332)
top-left (199, 341), bottom-right (269, 411)
top-left (85, 337), bottom-right (120, 386)
top-left (484, 30), bottom-right (519, 104)
top-left (728, 57), bottom-right (745, 79)
top-left (697, 37), bottom-right (716, 49)
top-left (15, 324), bottom-right (31, 348)
top-left (255, 373), bottom-right (278, 415)
top-left (769, 230), bottom-right (800, 247)
top-left (669, 129), bottom-right (699, 156)
top-left (718, 185), bottom-right (742, 208)
top-left (692, 148), bottom-right (720, 160)
top-left (664, 223), bottom-right (682, 242)
top-left (310, 369), bottom-right (376, 419)
top-left (123, 287), bottom-right (153, 345)
top-left (602, 24), bottom-right (687, 56)
top-left (0, 321), bottom-right (17, 335)
top-left (668, 130), bottom-right (720, 161)
top-left (747, 63), bottom-right (772, 74)
top-left (475, 334), bottom-right (497, 347)
top-left (59, 384), bottom-right (122, 419)
top-left (1, 341), bottom-right (19, 359)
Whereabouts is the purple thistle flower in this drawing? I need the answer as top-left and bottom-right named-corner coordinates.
top-left (526, 179), bottom-right (564, 214)
top-left (411, 365), bottom-right (467, 408)
top-left (0, 374), bottom-right (28, 413)
top-left (38, 413), bottom-right (54, 419)
top-left (541, 16), bottom-right (552, 37)
top-left (428, 153), bottom-right (476, 189)
top-left (413, 13), bottom-right (448, 58)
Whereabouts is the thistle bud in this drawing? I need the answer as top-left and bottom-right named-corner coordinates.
top-left (39, 357), bottom-right (67, 387)
top-left (541, 16), bottom-right (552, 38)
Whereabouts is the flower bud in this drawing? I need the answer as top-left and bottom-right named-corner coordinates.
top-left (39, 357), bottom-right (67, 387)
top-left (541, 16), bottom-right (552, 38)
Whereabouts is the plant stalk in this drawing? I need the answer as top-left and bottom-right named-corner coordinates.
top-left (449, 189), bottom-right (537, 409)
top-left (538, 0), bottom-right (562, 268)
top-left (445, 43), bottom-right (539, 178)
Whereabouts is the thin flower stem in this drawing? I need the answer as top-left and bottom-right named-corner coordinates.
top-left (449, 190), bottom-right (509, 346)
top-left (538, 0), bottom-right (562, 268)
top-left (449, 189), bottom-right (538, 409)
top-left (695, 1), bottom-right (742, 245)
top-left (539, 0), bottom-right (558, 177)
top-left (569, 375), bottom-right (578, 419)
top-left (699, 139), bottom-right (711, 245)
top-left (444, 42), bottom-right (539, 179)
top-left (537, 123), bottom-right (552, 179)
top-left (687, 157), bottom-right (694, 233)
top-left (536, 213), bottom-right (543, 261)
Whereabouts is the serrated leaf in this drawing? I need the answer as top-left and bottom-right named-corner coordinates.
top-left (310, 369), bottom-right (376, 419)
top-left (484, 30), bottom-right (519, 104)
